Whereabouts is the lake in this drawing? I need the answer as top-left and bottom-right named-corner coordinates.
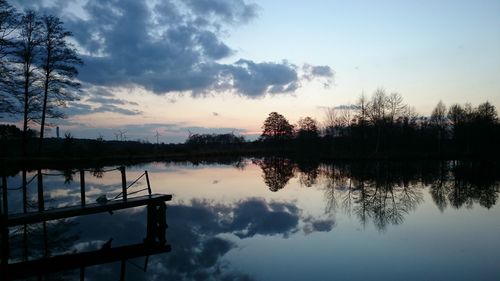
top-left (2, 159), bottom-right (499, 280)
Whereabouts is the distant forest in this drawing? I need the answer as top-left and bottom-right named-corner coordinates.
top-left (1, 88), bottom-right (499, 166)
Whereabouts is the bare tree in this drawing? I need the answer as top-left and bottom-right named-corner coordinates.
top-left (367, 88), bottom-right (388, 153)
top-left (430, 100), bottom-right (447, 128)
top-left (297, 116), bottom-right (319, 139)
top-left (386, 92), bottom-right (406, 123)
top-left (0, 0), bottom-right (18, 114)
top-left (355, 92), bottom-right (368, 126)
top-left (12, 11), bottom-right (43, 155)
top-left (402, 105), bottom-right (419, 126)
top-left (447, 104), bottom-right (465, 129)
top-left (323, 107), bottom-right (337, 137)
top-left (367, 88), bottom-right (387, 124)
top-left (430, 100), bottom-right (447, 153)
top-left (38, 15), bottom-right (82, 153)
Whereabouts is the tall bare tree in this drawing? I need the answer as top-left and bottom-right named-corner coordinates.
top-left (38, 15), bottom-right (82, 153)
top-left (323, 107), bottom-right (337, 137)
top-left (386, 92), bottom-right (406, 123)
top-left (367, 88), bottom-right (388, 153)
top-left (0, 0), bottom-right (18, 114)
top-left (430, 100), bottom-right (447, 153)
top-left (355, 92), bottom-right (368, 126)
top-left (12, 11), bottom-right (42, 155)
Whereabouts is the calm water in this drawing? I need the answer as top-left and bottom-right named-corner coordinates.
top-left (2, 159), bottom-right (500, 280)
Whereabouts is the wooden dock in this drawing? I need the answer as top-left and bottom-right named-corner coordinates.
top-left (4, 193), bottom-right (172, 227)
top-left (0, 167), bottom-right (173, 280)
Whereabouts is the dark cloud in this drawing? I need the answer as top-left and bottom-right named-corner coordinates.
top-left (185, 0), bottom-right (259, 24)
top-left (311, 65), bottom-right (334, 77)
top-left (334, 104), bottom-right (360, 110)
top-left (227, 59), bottom-right (299, 97)
top-left (92, 104), bottom-right (141, 116)
top-left (87, 97), bottom-right (127, 106)
top-left (17, 0), bottom-right (333, 98)
top-left (61, 85), bottom-right (142, 116)
top-left (303, 64), bottom-right (334, 88)
top-left (316, 104), bottom-right (360, 111)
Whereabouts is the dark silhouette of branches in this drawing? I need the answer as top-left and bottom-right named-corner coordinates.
top-left (38, 15), bottom-right (82, 153)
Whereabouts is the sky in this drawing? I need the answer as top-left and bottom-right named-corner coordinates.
top-left (8, 0), bottom-right (500, 143)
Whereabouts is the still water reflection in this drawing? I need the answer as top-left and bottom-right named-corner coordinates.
top-left (2, 159), bottom-right (500, 280)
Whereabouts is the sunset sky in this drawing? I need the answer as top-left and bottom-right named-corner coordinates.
top-left (12, 0), bottom-right (500, 143)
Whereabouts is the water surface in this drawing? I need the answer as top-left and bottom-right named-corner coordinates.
top-left (3, 159), bottom-right (500, 280)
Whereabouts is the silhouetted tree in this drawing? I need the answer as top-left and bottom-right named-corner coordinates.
top-left (448, 104), bottom-right (466, 128)
top-left (475, 101), bottom-right (497, 124)
top-left (12, 11), bottom-right (42, 155)
top-left (430, 100), bottom-right (447, 153)
top-left (297, 116), bottom-right (319, 139)
top-left (367, 88), bottom-right (388, 153)
top-left (0, 0), bottom-right (18, 114)
top-left (386, 92), bottom-right (406, 123)
top-left (260, 112), bottom-right (294, 142)
top-left (322, 107), bottom-right (336, 137)
top-left (38, 15), bottom-right (82, 153)
top-left (430, 100), bottom-right (447, 129)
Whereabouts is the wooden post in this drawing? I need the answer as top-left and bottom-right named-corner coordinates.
top-left (80, 170), bottom-right (86, 207)
top-left (0, 177), bottom-right (3, 216)
top-left (80, 266), bottom-right (85, 281)
top-left (157, 203), bottom-right (166, 244)
top-left (37, 170), bottom-right (44, 212)
top-left (145, 171), bottom-right (151, 195)
top-left (145, 203), bottom-right (154, 243)
top-left (120, 259), bottom-right (126, 281)
top-left (22, 170), bottom-right (27, 214)
top-left (2, 175), bottom-right (7, 217)
top-left (1, 177), bottom-right (8, 264)
top-left (1, 223), bottom-right (8, 266)
top-left (143, 255), bottom-right (149, 272)
top-left (120, 166), bottom-right (127, 201)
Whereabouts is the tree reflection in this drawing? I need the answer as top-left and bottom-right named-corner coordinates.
top-left (296, 161), bottom-right (319, 187)
top-left (253, 158), bottom-right (498, 231)
top-left (254, 158), bottom-right (294, 192)
top-left (319, 162), bottom-right (424, 231)
top-left (430, 161), bottom-right (499, 210)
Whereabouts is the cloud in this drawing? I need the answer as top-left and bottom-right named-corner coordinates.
top-left (60, 85), bottom-right (142, 116)
top-left (303, 64), bottom-right (334, 88)
top-left (17, 0), bottom-right (333, 99)
top-left (334, 104), bottom-right (360, 110)
top-left (184, 0), bottom-right (259, 24)
top-left (227, 59), bottom-right (300, 97)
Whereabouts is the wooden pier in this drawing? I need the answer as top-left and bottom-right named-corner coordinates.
top-left (5, 193), bottom-right (172, 227)
top-left (0, 166), bottom-right (173, 280)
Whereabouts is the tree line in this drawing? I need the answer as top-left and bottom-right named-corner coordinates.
top-left (0, 0), bottom-right (82, 156)
top-left (259, 89), bottom-right (499, 158)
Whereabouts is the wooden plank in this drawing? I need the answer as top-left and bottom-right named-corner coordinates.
top-left (1, 242), bottom-right (171, 280)
top-left (5, 194), bottom-right (172, 227)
